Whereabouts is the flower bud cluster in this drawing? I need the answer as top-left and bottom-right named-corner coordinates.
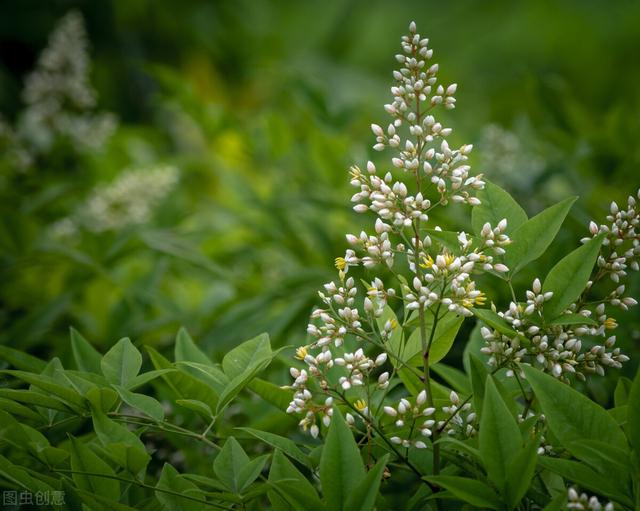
top-left (437, 391), bottom-right (477, 438)
top-left (349, 162), bottom-right (431, 228)
top-left (583, 189), bottom-right (640, 283)
top-left (385, 390), bottom-right (436, 449)
top-left (566, 487), bottom-right (614, 511)
top-left (481, 278), bottom-right (630, 381)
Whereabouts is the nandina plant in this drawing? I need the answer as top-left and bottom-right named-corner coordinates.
top-left (0, 21), bottom-right (639, 511)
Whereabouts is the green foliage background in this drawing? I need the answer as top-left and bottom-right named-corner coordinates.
top-left (1, 0), bottom-right (639, 401)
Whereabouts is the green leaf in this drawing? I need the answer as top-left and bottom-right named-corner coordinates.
top-left (247, 378), bottom-right (295, 410)
top-left (69, 436), bottom-right (120, 500)
top-left (614, 377), bottom-right (633, 408)
top-left (268, 449), bottom-right (324, 511)
top-left (176, 361), bottom-right (229, 394)
top-left (344, 454), bottom-right (389, 511)
top-left (114, 385), bottom-right (164, 421)
top-left (222, 332), bottom-right (272, 378)
top-left (521, 365), bottom-right (627, 453)
top-left (406, 315), bottom-right (464, 366)
top-left (237, 427), bottom-right (310, 466)
top-left (125, 368), bottom-right (176, 391)
top-left (504, 436), bottom-right (540, 510)
top-left (504, 196), bottom-right (577, 275)
top-left (91, 407), bottom-right (150, 474)
top-left (319, 407), bottom-right (365, 511)
top-left (424, 475), bottom-right (501, 509)
top-left (472, 308), bottom-right (528, 345)
top-left (431, 363), bottom-right (471, 396)
top-left (86, 386), bottom-right (119, 413)
top-left (101, 338), bottom-right (142, 386)
top-left (213, 437), bottom-right (250, 493)
top-left (216, 361), bottom-right (273, 416)
top-left (0, 345), bottom-right (46, 372)
top-left (538, 457), bottom-right (633, 507)
top-left (175, 399), bottom-right (213, 419)
top-left (146, 347), bottom-right (218, 411)
top-left (468, 353), bottom-right (488, 414)
top-left (156, 463), bottom-right (205, 511)
top-left (472, 181), bottom-right (528, 235)
top-left (70, 327), bottom-right (102, 373)
top-left (0, 388), bottom-right (72, 413)
top-left (174, 327), bottom-right (212, 366)
top-left (547, 313), bottom-right (599, 327)
top-left (237, 454), bottom-right (270, 493)
top-left (0, 454), bottom-right (54, 494)
top-left (0, 369), bottom-right (85, 410)
top-left (627, 366), bottom-right (640, 453)
top-left (542, 234), bottom-right (605, 319)
top-left (479, 376), bottom-right (522, 489)
top-left (0, 397), bottom-right (41, 421)
top-left (425, 229), bottom-right (462, 253)
top-left (566, 439), bottom-right (630, 478)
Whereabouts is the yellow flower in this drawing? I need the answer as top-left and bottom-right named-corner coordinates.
top-left (443, 252), bottom-right (455, 266)
top-left (354, 399), bottom-right (367, 412)
top-left (474, 292), bottom-right (487, 306)
top-left (389, 318), bottom-right (398, 329)
top-left (420, 255), bottom-right (434, 269)
top-left (604, 317), bottom-right (618, 330)
top-left (295, 346), bottom-right (308, 360)
top-left (335, 257), bottom-right (347, 271)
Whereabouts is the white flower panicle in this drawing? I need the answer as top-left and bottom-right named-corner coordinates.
top-left (18, 11), bottom-right (116, 154)
top-left (481, 192), bottom-right (638, 381)
top-left (566, 487), bottom-right (614, 511)
top-left (285, 22), bottom-right (496, 443)
top-left (50, 165), bottom-right (179, 237)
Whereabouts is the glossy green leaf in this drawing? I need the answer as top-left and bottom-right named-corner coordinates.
top-left (472, 181), bottom-right (528, 235)
top-left (237, 427), bottom-right (310, 466)
top-left (114, 385), bottom-right (164, 421)
top-left (175, 399), bottom-right (213, 418)
top-left (522, 365), bottom-right (627, 453)
top-left (70, 327), bottom-right (102, 373)
top-left (406, 315), bottom-right (464, 366)
top-left (344, 454), bottom-right (389, 511)
top-left (268, 449), bottom-right (324, 511)
top-left (146, 347), bottom-right (218, 410)
top-left (100, 338), bottom-right (142, 386)
top-left (538, 457), bottom-right (633, 507)
top-left (213, 437), bottom-right (250, 493)
top-left (504, 196), bottom-right (577, 275)
top-left (472, 308), bottom-right (528, 345)
top-left (614, 377), bottom-right (633, 408)
top-left (156, 463), bottom-right (204, 511)
top-left (174, 327), bottom-right (212, 366)
top-left (319, 407), bottom-right (365, 511)
top-left (222, 332), bottom-right (271, 378)
top-left (69, 436), bottom-right (120, 500)
top-left (237, 454), bottom-right (270, 492)
top-left (0, 369), bottom-right (85, 410)
top-left (479, 376), bottom-right (522, 489)
top-left (542, 234), bottom-right (604, 318)
top-left (0, 345), bottom-right (46, 373)
top-left (431, 363), bottom-right (471, 395)
top-left (424, 475), bottom-right (501, 509)
top-left (505, 436), bottom-right (540, 510)
top-left (247, 377), bottom-right (295, 410)
top-left (547, 313), bottom-right (599, 327)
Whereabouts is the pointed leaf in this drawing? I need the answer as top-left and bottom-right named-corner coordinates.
top-left (479, 376), bottom-right (522, 488)
top-left (319, 408), bottom-right (365, 511)
top-left (424, 475), bottom-right (501, 509)
top-left (69, 436), bottom-right (120, 500)
top-left (222, 333), bottom-right (271, 378)
top-left (101, 338), bottom-right (142, 386)
top-left (213, 437), bottom-right (250, 493)
top-left (504, 196), bottom-right (577, 275)
top-left (472, 181), bottom-right (528, 235)
top-left (70, 327), bottom-right (102, 373)
top-left (237, 427), bottom-right (310, 466)
top-left (114, 386), bottom-right (164, 421)
top-left (543, 235), bottom-right (605, 318)
top-left (522, 365), bottom-right (627, 453)
top-left (344, 454), bottom-right (389, 511)
top-left (174, 327), bottom-right (212, 366)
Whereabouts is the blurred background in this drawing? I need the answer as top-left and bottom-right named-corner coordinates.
top-left (1, 0), bottom-right (639, 401)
